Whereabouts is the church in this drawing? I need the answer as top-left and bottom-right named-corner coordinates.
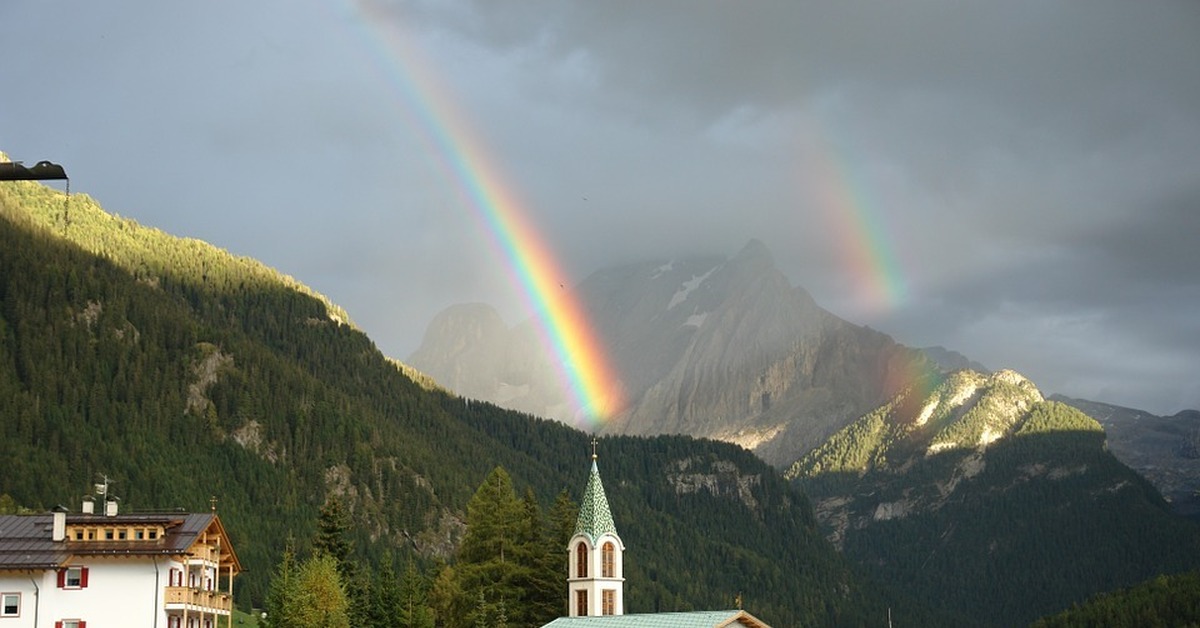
top-left (541, 446), bottom-right (773, 628)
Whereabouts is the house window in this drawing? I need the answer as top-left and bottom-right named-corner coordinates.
top-left (1, 593), bottom-right (19, 617)
top-left (58, 567), bottom-right (88, 589)
top-left (575, 590), bottom-right (588, 616)
top-left (602, 589), bottom-right (615, 615)
top-left (118, 529), bottom-right (127, 540)
top-left (168, 617), bottom-right (181, 628)
top-left (148, 529), bottom-right (158, 540)
top-left (575, 542), bottom-right (588, 578)
top-left (73, 530), bottom-right (83, 540)
top-left (135, 529), bottom-right (145, 540)
top-left (104, 529), bottom-right (113, 540)
top-left (602, 542), bottom-right (615, 578)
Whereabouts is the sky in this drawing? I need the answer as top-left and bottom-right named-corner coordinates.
top-left (1, 0), bottom-right (1198, 416)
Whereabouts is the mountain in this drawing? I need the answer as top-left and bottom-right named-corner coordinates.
top-left (788, 369), bottom-right (1200, 626)
top-left (920, 345), bottom-right (989, 374)
top-left (1052, 395), bottom-right (1200, 519)
top-left (409, 239), bottom-right (935, 468)
top-left (0, 173), bottom-right (883, 625)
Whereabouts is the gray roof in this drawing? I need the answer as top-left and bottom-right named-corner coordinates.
top-left (0, 512), bottom-right (220, 570)
top-left (541, 610), bottom-right (772, 628)
top-left (574, 459), bottom-right (619, 543)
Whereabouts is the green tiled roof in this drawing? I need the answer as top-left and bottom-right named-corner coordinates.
top-left (574, 459), bottom-right (618, 543)
top-left (541, 610), bottom-right (770, 628)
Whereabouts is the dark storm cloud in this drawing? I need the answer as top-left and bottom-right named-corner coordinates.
top-left (3, 0), bottom-right (1198, 414)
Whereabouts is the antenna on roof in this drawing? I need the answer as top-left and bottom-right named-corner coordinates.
top-left (94, 473), bottom-right (113, 500)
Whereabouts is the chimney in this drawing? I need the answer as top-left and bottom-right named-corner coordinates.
top-left (105, 497), bottom-right (119, 517)
top-left (81, 495), bottom-right (95, 514)
top-left (52, 505), bottom-right (68, 542)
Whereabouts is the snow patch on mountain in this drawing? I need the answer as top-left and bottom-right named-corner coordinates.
top-left (684, 312), bottom-right (709, 328)
top-left (651, 261), bottom-right (675, 278)
top-left (668, 266), bottom-right (718, 309)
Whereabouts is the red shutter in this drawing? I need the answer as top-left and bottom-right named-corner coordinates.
top-left (55, 622), bottom-right (62, 628)
top-left (79, 567), bottom-right (89, 588)
top-left (57, 570), bottom-right (66, 588)
top-left (79, 622), bottom-right (87, 628)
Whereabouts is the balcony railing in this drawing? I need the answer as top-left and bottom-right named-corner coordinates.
top-left (164, 586), bottom-right (232, 614)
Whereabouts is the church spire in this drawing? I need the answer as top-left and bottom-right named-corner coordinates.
top-left (567, 439), bottom-right (625, 616)
top-left (574, 440), bottom-right (618, 542)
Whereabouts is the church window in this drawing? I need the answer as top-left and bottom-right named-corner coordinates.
top-left (575, 590), bottom-right (588, 616)
top-left (602, 542), bottom-right (615, 578)
top-left (575, 542), bottom-right (588, 578)
top-left (602, 589), bottom-right (615, 615)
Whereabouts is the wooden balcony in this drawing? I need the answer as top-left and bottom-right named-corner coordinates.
top-left (188, 545), bottom-right (221, 564)
top-left (164, 586), bottom-right (232, 614)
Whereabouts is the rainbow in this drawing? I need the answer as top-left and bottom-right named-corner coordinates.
top-left (341, 3), bottom-right (624, 426)
top-left (801, 129), bottom-right (908, 313)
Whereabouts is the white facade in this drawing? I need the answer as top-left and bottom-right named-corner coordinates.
top-left (0, 558), bottom-right (229, 628)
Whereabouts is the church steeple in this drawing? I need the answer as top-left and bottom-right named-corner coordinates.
top-left (567, 439), bottom-right (625, 617)
top-left (574, 440), bottom-right (618, 542)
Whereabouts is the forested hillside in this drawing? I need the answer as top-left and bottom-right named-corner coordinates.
top-left (0, 176), bottom-right (886, 625)
top-left (791, 370), bottom-right (1200, 626)
top-left (1031, 570), bottom-right (1200, 627)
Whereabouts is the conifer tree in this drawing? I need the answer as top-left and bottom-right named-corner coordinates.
top-left (398, 557), bottom-right (436, 628)
top-left (262, 543), bottom-right (299, 628)
top-left (368, 553), bottom-right (402, 627)
top-left (428, 562), bottom-right (465, 628)
top-left (548, 489), bottom-right (578, 576)
top-left (514, 487), bottom-right (563, 625)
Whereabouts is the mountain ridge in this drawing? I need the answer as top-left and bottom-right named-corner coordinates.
top-left (789, 367), bottom-right (1200, 625)
top-left (410, 238), bottom-right (935, 469)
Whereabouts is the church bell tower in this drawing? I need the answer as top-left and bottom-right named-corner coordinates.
top-left (567, 439), bottom-right (625, 616)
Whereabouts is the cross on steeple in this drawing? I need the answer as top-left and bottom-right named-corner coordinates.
top-left (591, 436), bottom-right (599, 460)
top-left (209, 495), bottom-right (218, 513)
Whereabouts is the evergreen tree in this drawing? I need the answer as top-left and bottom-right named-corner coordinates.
top-left (428, 563), bottom-right (465, 628)
top-left (313, 497), bottom-right (368, 626)
top-left (368, 553), bottom-right (402, 627)
top-left (514, 487), bottom-right (564, 625)
top-left (313, 497), bottom-right (352, 567)
top-left (262, 543), bottom-right (300, 628)
top-left (399, 557), bottom-right (436, 628)
top-left (457, 467), bottom-right (524, 625)
top-left (548, 489), bottom-right (578, 578)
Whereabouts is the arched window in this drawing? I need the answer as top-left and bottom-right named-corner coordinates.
top-left (576, 542), bottom-right (588, 578)
top-left (601, 542), bottom-right (615, 578)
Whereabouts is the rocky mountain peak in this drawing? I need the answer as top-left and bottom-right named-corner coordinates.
top-left (409, 239), bottom-right (933, 468)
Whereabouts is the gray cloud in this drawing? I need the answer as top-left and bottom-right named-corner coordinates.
top-left (2, 0), bottom-right (1198, 414)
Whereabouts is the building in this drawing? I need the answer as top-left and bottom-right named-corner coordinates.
top-left (543, 609), bottom-right (773, 628)
top-left (546, 444), bottom-right (774, 628)
top-left (0, 497), bottom-right (241, 628)
top-left (567, 447), bottom-right (625, 617)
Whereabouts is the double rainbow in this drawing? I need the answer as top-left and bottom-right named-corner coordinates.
top-left (344, 3), bottom-right (624, 426)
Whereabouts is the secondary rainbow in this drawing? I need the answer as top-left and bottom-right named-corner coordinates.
top-left (802, 128), bottom-right (908, 313)
top-left (342, 3), bottom-right (624, 426)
